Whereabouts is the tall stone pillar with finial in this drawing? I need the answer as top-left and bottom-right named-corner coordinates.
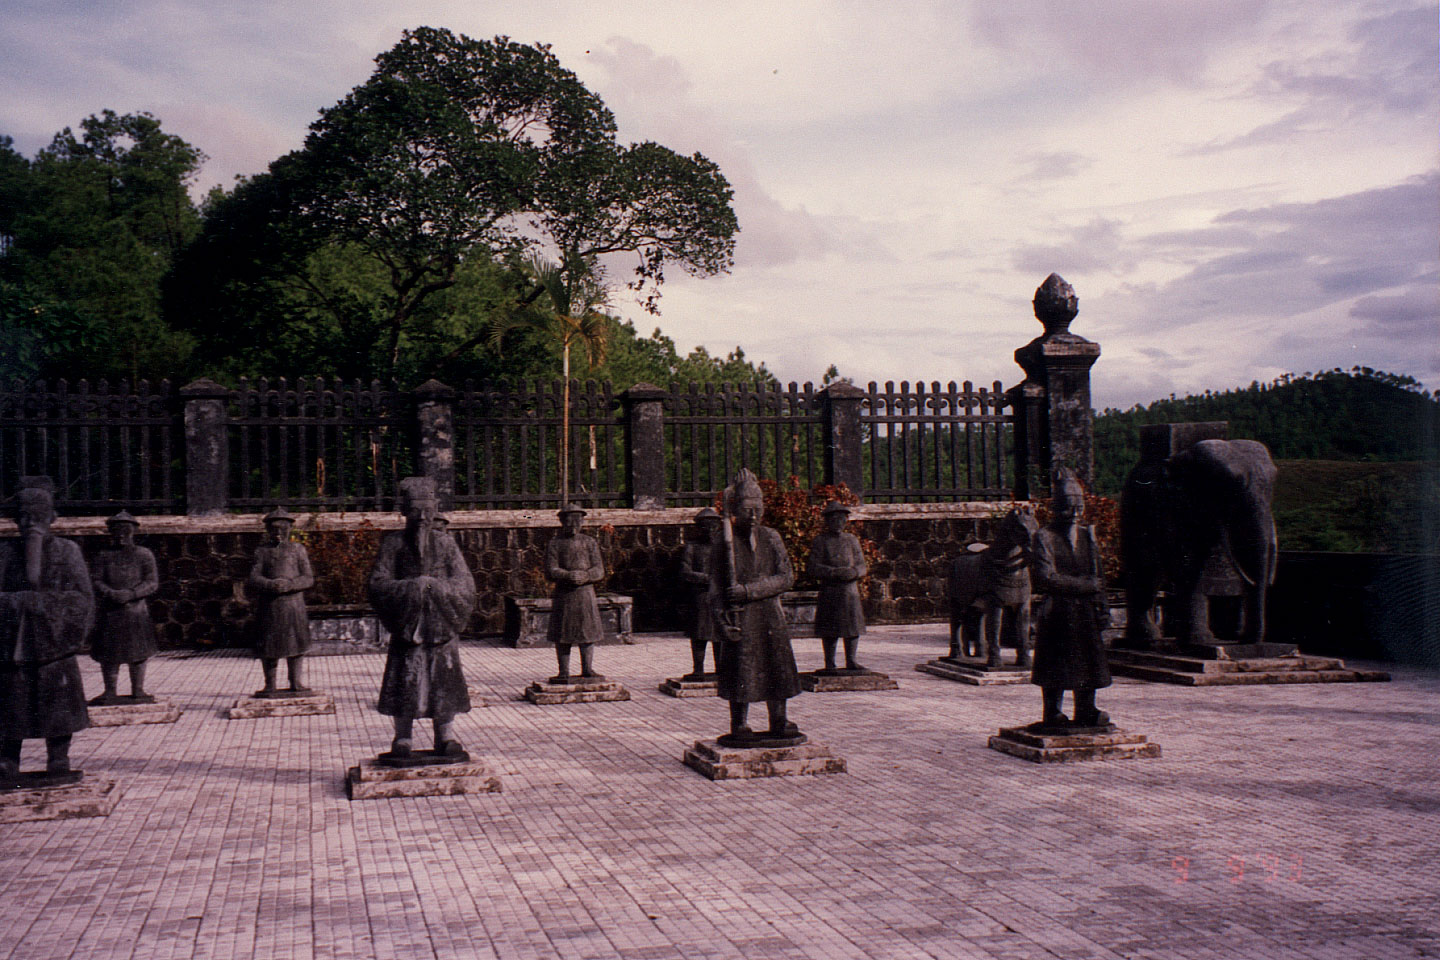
top-left (1008, 274), bottom-right (1101, 499)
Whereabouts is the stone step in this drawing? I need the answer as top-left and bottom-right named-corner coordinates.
top-left (1107, 651), bottom-right (1345, 673)
top-left (1109, 663), bottom-right (1391, 686)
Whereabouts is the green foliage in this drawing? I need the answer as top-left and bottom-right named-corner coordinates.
top-left (1094, 368), bottom-right (1440, 495)
top-left (1273, 460), bottom-right (1439, 554)
top-left (167, 27), bottom-right (737, 385)
top-left (0, 114), bottom-right (203, 382)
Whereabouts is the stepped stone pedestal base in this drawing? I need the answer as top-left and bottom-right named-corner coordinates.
top-left (683, 738), bottom-right (846, 780)
top-left (0, 774), bottom-right (122, 822)
top-left (916, 657), bottom-right (1031, 686)
top-left (346, 755), bottom-right (502, 800)
top-left (801, 669), bottom-right (898, 692)
top-left (1108, 642), bottom-right (1390, 685)
top-left (88, 697), bottom-right (182, 726)
top-left (659, 675), bottom-right (718, 697)
top-left (523, 678), bottom-right (631, 705)
top-left (988, 723), bottom-right (1161, 763)
top-left (226, 691), bottom-right (336, 719)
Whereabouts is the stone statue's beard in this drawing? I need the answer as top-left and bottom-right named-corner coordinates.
top-left (23, 531), bottom-right (43, 586)
top-left (409, 519), bottom-right (433, 562)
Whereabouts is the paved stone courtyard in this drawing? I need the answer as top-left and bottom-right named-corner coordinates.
top-left (3, 625), bottom-right (1436, 960)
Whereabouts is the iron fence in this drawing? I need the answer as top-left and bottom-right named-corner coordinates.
top-left (862, 380), bottom-right (1013, 502)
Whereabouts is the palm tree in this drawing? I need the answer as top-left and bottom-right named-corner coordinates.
top-left (487, 254), bottom-right (610, 507)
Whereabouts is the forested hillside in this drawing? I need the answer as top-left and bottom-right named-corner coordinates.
top-left (1093, 368), bottom-right (1440, 554)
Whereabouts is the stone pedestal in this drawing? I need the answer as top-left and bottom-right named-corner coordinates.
top-left (800, 669), bottom-right (898, 692)
top-left (683, 738), bottom-right (846, 780)
top-left (1107, 644), bottom-right (1390, 685)
top-left (658, 675), bottom-right (718, 698)
top-left (523, 678), bottom-right (631, 705)
top-left (0, 774), bottom-right (123, 823)
top-left (226, 691), bottom-right (336, 720)
top-left (915, 657), bottom-right (1031, 686)
top-left (346, 755), bottom-right (502, 800)
top-left (988, 723), bottom-right (1160, 763)
top-left (88, 697), bottom-right (183, 727)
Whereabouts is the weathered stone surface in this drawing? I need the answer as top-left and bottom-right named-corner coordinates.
top-left (523, 678), bottom-right (631, 705)
top-left (915, 658), bottom-right (1030, 686)
top-left (0, 776), bottom-right (122, 822)
top-left (88, 699), bottom-right (182, 726)
top-left (504, 595), bottom-right (633, 647)
top-left (683, 739), bottom-right (846, 780)
top-left (345, 757), bottom-right (501, 800)
top-left (800, 670), bottom-right (898, 692)
top-left (1107, 648), bottom-right (1391, 685)
top-left (225, 693), bottom-right (335, 719)
top-left (988, 725), bottom-right (1160, 763)
top-left (658, 677), bottom-right (718, 698)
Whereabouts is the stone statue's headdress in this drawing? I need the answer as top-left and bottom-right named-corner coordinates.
top-left (398, 476), bottom-right (437, 507)
top-left (1053, 467), bottom-right (1086, 505)
top-left (262, 506), bottom-right (295, 523)
top-left (693, 507), bottom-right (720, 523)
top-left (722, 468), bottom-right (764, 514)
top-left (822, 500), bottom-right (851, 516)
top-left (558, 504), bottom-right (586, 518)
top-left (13, 476), bottom-right (55, 516)
top-left (107, 510), bottom-right (139, 527)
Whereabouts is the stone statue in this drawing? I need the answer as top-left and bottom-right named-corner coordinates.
top-left (678, 507), bottom-right (722, 679)
top-left (1030, 470), bottom-right (1110, 728)
top-left (368, 476), bottom-right (475, 759)
top-left (713, 468), bottom-right (802, 744)
top-left (545, 505), bottom-right (607, 682)
top-left (247, 507), bottom-right (315, 697)
top-left (807, 501), bottom-right (868, 673)
top-left (1121, 426), bottom-right (1278, 648)
top-left (0, 477), bottom-right (93, 782)
top-left (89, 511), bottom-right (159, 703)
top-left (946, 508), bottom-right (1038, 666)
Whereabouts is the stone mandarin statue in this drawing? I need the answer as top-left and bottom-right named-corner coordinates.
top-left (545, 505), bottom-right (607, 682)
top-left (368, 476), bottom-right (475, 759)
top-left (807, 500), bottom-right (869, 673)
top-left (89, 511), bottom-right (160, 703)
top-left (247, 507), bottom-right (315, 697)
top-left (1030, 469), bottom-right (1111, 729)
top-left (0, 477), bottom-right (94, 782)
top-left (678, 507), bottom-right (723, 680)
top-left (713, 468), bottom-right (803, 743)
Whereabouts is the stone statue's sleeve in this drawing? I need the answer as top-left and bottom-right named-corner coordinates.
top-left (679, 544), bottom-right (708, 585)
top-left (290, 544), bottom-right (315, 594)
top-left (1031, 530), bottom-right (1101, 597)
top-left (425, 534), bottom-right (476, 641)
top-left (844, 533), bottom-right (868, 581)
top-left (134, 547), bottom-right (160, 601)
top-left (745, 528), bottom-right (794, 601)
top-left (13, 540), bottom-right (95, 662)
top-left (580, 537), bottom-right (605, 587)
top-left (247, 548), bottom-right (280, 595)
top-left (367, 534), bottom-right (415, 639)
top-left (544, 537), bottom-right (569, 585)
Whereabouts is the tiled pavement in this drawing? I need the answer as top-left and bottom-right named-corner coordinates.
top-left (2, 625), bottom-right (1437, 960)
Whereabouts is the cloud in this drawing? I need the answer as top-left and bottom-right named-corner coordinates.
top-left (1011, 219), bottom-right (1135, 276)
top-left (1014, 152), bottom-right (1092, 182)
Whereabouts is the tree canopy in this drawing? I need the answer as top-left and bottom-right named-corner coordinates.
top-left (167, 27), bottom-right (738, 384)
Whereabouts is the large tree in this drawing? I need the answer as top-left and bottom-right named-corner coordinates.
top-left (171, 27), bottom-right (738, 384)
top-left (1, 113), bottom-right (204, 382)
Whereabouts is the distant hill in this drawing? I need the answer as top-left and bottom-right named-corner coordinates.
top-left (1093, 367), bottom-right (1439, 495)
top-left (1092, 368), bottom-right (1440, 554)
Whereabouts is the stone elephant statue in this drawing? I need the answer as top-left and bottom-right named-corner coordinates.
top-left (1122, 437), bottom-right (1278, 648)
top-left (947, 508), bottom-right (1038, 666)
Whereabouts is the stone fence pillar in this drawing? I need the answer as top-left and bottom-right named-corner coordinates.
top-left (821, 381), bottom-right (866, 498)
top-left (181, 378), bottom-right (229, 517)
top-left (1010, 274), bottom-right (1101, 497)
top-left (621, 383), bottom-right (668, 510)
top-left (414, 379), bottom-right (456, 510)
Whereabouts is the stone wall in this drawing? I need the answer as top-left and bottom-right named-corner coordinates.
top-left (7, 503), bottom-right (1015, 648)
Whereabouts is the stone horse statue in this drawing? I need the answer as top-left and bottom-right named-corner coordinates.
top-left (947, 508), bottom-right (1038, 666)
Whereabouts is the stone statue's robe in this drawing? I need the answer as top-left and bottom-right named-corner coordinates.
top-left (679, 540), bottom-right (717, 644)
top-left (807, 531), bottom-right (867, 638)
top-left (1029, 524), bottom-right (1110, 691)
top-left (247, 541), bottom-right (314, 659)
top-left (0, 535), bottom-right (93, 739)
top-left (369, 528), bottom-right (475, 719)
top-left (545, 534), bottom-right (605, 646)
top-left (90, 544), bottom-right (159, 665)
top-left (713, 526), bottom-right (801, 703)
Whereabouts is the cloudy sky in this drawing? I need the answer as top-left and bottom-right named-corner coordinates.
top-left (2, 0), bottom-right (1436, 409)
